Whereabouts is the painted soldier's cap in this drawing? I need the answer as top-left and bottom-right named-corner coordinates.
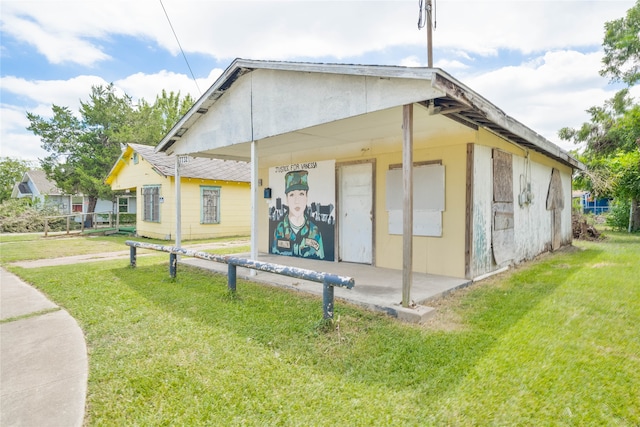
top-left (285, 170), bottom-right (309, 193)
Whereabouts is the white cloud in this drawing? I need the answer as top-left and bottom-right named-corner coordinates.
top-left (2, 1), bottom-right (634, 67)
top-left (1, 0), bottom-right (637, 162)
top-left (0, 69), bottom-right (225, 161)
top-left (399, 55), bottom-right (423, 67)
top-left (115, 68), bottom-right (223, 104)
top-left (0, 106), bottom-right (49, 161)
top-left (431, 1), bottom-right (632, 55)
top-left (0, 75), bottom-right (109, 110)
top-left (434, 59), bottom-right (469, 70)
top-left (465, 49), bottom-right (620, 150)
top-left (0, 75), bottom-right (111, 163)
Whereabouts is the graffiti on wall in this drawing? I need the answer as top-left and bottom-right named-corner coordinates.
top-left (268, 160), bottom-right (335, 261)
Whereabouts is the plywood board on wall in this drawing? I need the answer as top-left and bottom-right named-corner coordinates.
top-left (386, 163), bottom-right (445, 237)
top-left (387, 210), bottom-right (442, 236)
top-left (492, 149), bottom-right (515, 266)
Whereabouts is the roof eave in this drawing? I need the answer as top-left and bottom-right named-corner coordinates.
top-left (157, 59), bottom-right (584, 171)
top-left (156, 59), bottom-right (439, 155)
top-left (105, 145), bottom-right (134, 185)
top-left (430, 71), bottom-right (585, 170)
top-left (156, 58), bottom-right (252, 154)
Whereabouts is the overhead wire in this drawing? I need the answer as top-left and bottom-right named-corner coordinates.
top-left (417, 0), bottom-right (436, 30)
top-left (417, 0), bottom-right (426, 29)
top-left (159, 0), bottom-right (202, 96)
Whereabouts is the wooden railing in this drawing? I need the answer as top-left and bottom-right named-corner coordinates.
top-left (43, 211), bottom-right (135, 237)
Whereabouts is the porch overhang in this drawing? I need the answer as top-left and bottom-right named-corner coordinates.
top-left (156, 59), bottom-right (583, 171)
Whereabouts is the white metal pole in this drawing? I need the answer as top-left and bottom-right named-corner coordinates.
top-left (175, 156), bottom-right (182, 249)
top-left (427, 0), bottom-right (433, 67)
top-left (250, 140), bottom-right (259, 275)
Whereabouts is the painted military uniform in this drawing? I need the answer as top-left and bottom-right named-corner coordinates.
top-left (272, 215), bottom-right (325, 259)
top-left (271, 170), bottom-right (325, 260)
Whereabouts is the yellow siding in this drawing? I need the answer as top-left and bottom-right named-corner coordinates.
top-left (253, 116), bottom-right (573, 280)
top-left (374, 142), bottom-right (468, 277)
top-left (108, 148), bottom-right (250, 240)
top-left (176, 177), bottom-right (251, 240)
top-left (257, 113), bottom-right (475, 278)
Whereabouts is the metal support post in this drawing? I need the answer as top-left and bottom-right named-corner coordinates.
top-left (323, 279), bottom-right (334, 319)
top-left (228, 263), bottom-right (237, 292)
top-left (130, 246), bottom-right (137, 267)
top-left (169, 253), bottom-right (177, 278)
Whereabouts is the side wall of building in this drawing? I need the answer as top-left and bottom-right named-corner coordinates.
top-left (470, 129), bottom-right (573, 278)
top-left (109, 152), bottom-right (251, 240)
top-left (257, 112), bottom-right (475, 279)
top-left (177, 177), bottom-right (251, 240)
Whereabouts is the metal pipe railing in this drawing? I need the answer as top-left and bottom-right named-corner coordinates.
top-left (125, 240), bottom-right (354, 319)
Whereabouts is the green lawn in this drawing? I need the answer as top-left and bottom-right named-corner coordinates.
top-left (3, 232), bottom-right (639, 425)
top-left (0, 233), bottom-right (248, 263)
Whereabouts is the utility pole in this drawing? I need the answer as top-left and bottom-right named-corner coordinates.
top-left (426, 0), bottom-right (433, 67)
top-left (418, 0), bottom-right (434, 67)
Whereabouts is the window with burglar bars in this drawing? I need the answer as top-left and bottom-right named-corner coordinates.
top-left (118, 197), bottom-right (129, 213)
top-left (142, 185), bottom-right (160, 222)
top-left (201, 186), bottom-right (220, 224)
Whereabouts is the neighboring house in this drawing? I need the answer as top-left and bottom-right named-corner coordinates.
top-left (573, 190), bottom-right (611, 215)
top-left (11, 169), bottom-right (113, 215)
top-left (155, 59), bottom-right (584, 282)
top-left (105, 143), bottom-right (251, 240)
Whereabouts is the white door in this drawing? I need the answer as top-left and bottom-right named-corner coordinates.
top-left (339, 162), bottom-right (373, 264)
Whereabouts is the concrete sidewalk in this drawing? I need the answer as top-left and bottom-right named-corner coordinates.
top-left (1, 267), bottom-right (87, 427)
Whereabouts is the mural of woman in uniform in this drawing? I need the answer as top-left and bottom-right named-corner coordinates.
top-left (271, 170), bottom-right (325, 259)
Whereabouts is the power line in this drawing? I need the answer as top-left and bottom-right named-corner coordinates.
top-left (159, 0), bottom-right (202, 96)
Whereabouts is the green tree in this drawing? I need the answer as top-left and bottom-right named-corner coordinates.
top-left (600, 0), bottom-right (640, 86)
top-left (560, 0), bottom-right (640, 231)
top-left (26, 85), bottom-right (195, 223)
top-left (559, 91), bottom-right (640, 230)
top-left (120, 90), bottom-right (195, 146)
top-left (27, 84), bottom-right (133, 220)
top-left (0, 157), bottom-right (34, 203)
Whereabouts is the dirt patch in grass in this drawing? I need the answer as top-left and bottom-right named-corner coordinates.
top-left (420, 271), bottom-right (512, 332)
top-left (591, 262), bottom-right (616, 268)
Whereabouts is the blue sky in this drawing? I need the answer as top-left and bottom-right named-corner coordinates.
top-left (1, 0), bottom-right (637, 161)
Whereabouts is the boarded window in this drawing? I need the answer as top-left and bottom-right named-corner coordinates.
top-left (493, 149), bottom-right (513, 203)
top-left (385, 163), bottom-right (445, 236)
top-left (201, 186), bottom-right (220, 224)
top-left (142, 185), bottom-right (160, 222)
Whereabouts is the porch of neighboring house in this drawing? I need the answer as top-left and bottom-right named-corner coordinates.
top-left (181, 252), bottom-right (472, 322)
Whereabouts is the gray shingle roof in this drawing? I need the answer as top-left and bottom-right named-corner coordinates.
top-left (129, 143), bottom-right (250, 183)
top-left (27, 170), bottom-right (63, 195)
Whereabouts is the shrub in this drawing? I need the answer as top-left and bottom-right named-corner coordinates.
top-left (118, 213), bottom-right (136, 225)
top-left (0, 198), bottom-right (65, 233)
top-left (606, 199), bottom-right (631, 231)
